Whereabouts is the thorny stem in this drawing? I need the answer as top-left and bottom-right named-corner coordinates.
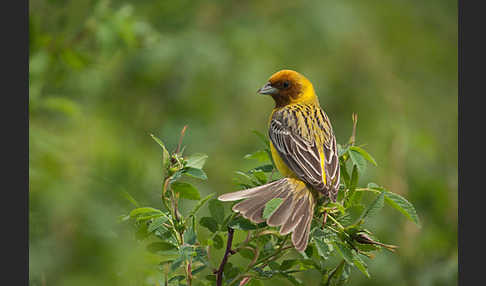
top-left (216, 227), bottom-right (235, 286)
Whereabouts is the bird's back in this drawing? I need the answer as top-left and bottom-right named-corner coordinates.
top-left (268, 101), bottom-right (339, 200)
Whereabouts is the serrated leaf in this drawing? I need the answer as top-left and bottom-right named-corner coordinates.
top-left (147, 242), bottom-right (178, 254)
top-left (200, 217), bottom-right (219, 233)
top-left (340, 161), bottom-right (351, 188)
top-left (332, 241), bottom-right (354, 264)
top-left (184, 226), bottom-right (197, 245)
top-left (278, 273), bottom-right (303, 286)
top-left (348, 149), bottom-right (367, 173)
top-left (349, 146), bottom-right (377, 166)
top-left (170, 256), bottom-right (185, 272)
top-left (148, 216), bottom-right (169, 233)
top-left (150, 134), bottom-right (170, 170)
top-left (183, 167), bottom-right (208, 180)
top-left (338, 204), bottom-right (364, 227)
top-left (262, 198), bottom-right (283, 219)
top-left (185, 153), bottom-right (208, 169)
top-left (384, 191), bottom-right (421, 227)
top-left (228, 216), bottom-right (257, 230)
top-left (344, 165), bottom-right (359, 207)
top-left (314, 238), bottom-right (333, 259)
top-left (121, 191), bottom-right (140, 207)
top-left (129, 207), bottom-right (162, 217)
top-left (168, 275), bottom-right (185, 283)
top-left (251, 164), bottom-right (274, 173)
top-left (238, 248), bottom-right (254, 260)
top-left (191, 265), bottom-right (206, 275)
top-left (188, 193), bottom-right (215, 218)
top-left (361, 191), bottom-right (385, 221)
top-left (337, 144), bottom-right (349, 157)
top-left (244, 150), bottom-right (270, 163)
top-left (208, 199), bottom-right (225, 224)
top-left (171, 182), bottom-right (201, 200)
top-left (252, 130), bottom-right (270, 147)
top-left (352, 253), bottom-right (370, 278)
top-left (251, 170), bottom-right (267, 184)
top-left (213, 233), bottom-right (223, 249)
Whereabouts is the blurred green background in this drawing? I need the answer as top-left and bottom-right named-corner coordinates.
top-left (29, 0), bottom-right (457, 285)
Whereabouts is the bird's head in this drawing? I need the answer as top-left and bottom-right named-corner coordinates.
top-left (257, 69), bottom-right (316, 107)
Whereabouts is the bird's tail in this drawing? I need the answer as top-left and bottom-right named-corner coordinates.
top-left (218, 178), bottom-right (315, 251)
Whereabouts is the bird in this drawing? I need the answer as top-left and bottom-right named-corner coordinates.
top-left (218, 70), bottom-right (340, 251)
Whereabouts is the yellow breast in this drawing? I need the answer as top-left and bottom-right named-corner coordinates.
top-left (269, 140), bottom-right (297, 178)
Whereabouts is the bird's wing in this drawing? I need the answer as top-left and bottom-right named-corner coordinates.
top-left (269, 108), bottom-right (339, 200)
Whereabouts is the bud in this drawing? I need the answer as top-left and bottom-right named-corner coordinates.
top-left (353, 232), bottom-right (397, 252)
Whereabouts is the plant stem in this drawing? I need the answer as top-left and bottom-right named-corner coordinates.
top-left (216, 227), bottom-right (235, 286)
top-left (327, 214), bottom-right (345, 230)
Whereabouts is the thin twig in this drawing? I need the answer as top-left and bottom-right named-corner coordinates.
top-left (216, 227), bottom-right (235, 286)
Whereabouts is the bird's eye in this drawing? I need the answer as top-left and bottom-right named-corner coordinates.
top-left (283, 81), bottom-right (290, 88)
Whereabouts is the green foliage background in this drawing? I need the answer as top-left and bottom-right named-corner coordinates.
top-left (29, 0), bottom-right (457, 285)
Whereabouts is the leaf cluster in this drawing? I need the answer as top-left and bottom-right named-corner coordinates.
top-left (122, 120), bottom-right (420, 286)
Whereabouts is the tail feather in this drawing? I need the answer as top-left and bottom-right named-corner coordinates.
top-left (218, 178), bottom-right (315, 252)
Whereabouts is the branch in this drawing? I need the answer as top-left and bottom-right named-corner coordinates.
top-left (216, 227), bottom-right (235, 286)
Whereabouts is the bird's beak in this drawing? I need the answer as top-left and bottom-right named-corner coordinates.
top-left (257, 82), bottom-right (278, 95)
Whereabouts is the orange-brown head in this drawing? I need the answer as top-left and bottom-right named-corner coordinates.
top-left (257, 70), bottom-right (317, 108)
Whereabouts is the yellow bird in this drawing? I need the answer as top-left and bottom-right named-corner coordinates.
top-left (219, 70), bottom-right (340, 251)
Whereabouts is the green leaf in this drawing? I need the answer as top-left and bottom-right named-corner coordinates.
top-left (280, 259), bottom-right (317, 271)
top-left (348, 149), bottom-right (367, 173)
top-left (278, 273), bottom-right (303, 286)
top-left (184, 227), bottom-right (197, 245)
top-left (171, 182), bottom-right (201, 200)
top-left (251, 170), bottom-right (267, 184)
top-left (349, 146), bottom-right (377, 166)
top-left (262, 198), bottom-right (283, 219)
top-left (238, 248), bottom-right (254, 260)
top-left (147, 242), bottom-right (178, 254)
top-left (344, 165), bottom-right (359, 207)
top-left (228, 216), bottom-right (257, 230)
top-left (251, 164), bottom-right (274, 173)
top-left (129, 207), bottom-right (162, 217)
top-left (314, 238), bottom-right (333, 259)
top-left (252, 130), bottom-right (270, 147)
top-left (361, 191), bottom-right (385, 221)
top-left (188, 193), bottom-right (215, 218)
top-left (191, 265), bottom-right (206, 275)
top-left (338, 204), bottom-right (364, 227)
top-left (384, 191), bottom-right (421, 227)
top-left (352, 253), bottom-right (370, 278)
top-left (200, 217), bottom-right (219, 233)
top-left (121, 191), bottom-right (139, 207)
top-left (170, 256), bottom-right (184, 272)
top-left (244, 150), bottom-right (271, 163)
top-left (168, 275), bottom-right (185, 283)
top-left (148, 216), bottom-right (169, 233)
top-left (213, 233), bottom-right (223, 249)
top-left (185, 153), bottom-right (208, 169)
top-left (150, 134), bottom-right (170, 169)
top-left (340, 161), bottom-right (351, 187)
top-left (332, 241), bottom-right (354, 264)
top-left (337, 144), bottom-right (349, 157)
top-left (208, 199), bottom-right (225, 224)
top-left (183, 167), bottom-right (208, 180)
